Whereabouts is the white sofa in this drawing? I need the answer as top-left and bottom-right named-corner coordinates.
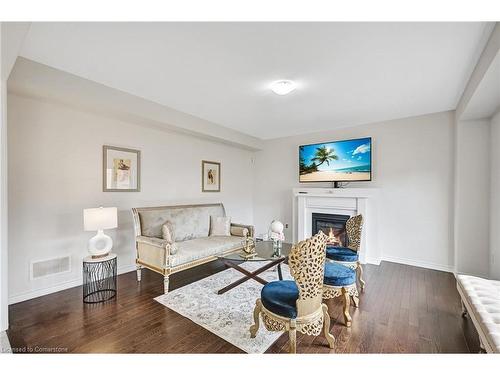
top-left (132, 203), bottom-right (254, 293)
top-left (456, 274), bottom-right (500, 353)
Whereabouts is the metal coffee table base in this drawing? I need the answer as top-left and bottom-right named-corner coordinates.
top-left (217, 257), bottom-right (284, 295)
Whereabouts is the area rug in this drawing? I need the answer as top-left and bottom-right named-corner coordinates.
top-left (154, 261), bottom-right (293, 353)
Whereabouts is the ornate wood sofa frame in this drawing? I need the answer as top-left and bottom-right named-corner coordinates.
top-left (132, 203), bottom-right (254, 293)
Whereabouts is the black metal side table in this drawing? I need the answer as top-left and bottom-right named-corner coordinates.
top-left (83, 253), bottom-right (117, 303)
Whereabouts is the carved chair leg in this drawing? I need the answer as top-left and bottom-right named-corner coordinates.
top-left (289, 321), bottom-right (297, 354)
top-left (351, 294), bottom-right (360, 308)
top-left (249, 299), bottom-right (262, 338)
top-left (342, 287), bottom-right (352, 327)
top-left (136, 265), bottom-right (142, 282)
top-left (164, 275), bottom-right (170, 294)
top-left (357, 262), bottom-right (365, 290)
top-left (322, 304), bottom-right (336, 349)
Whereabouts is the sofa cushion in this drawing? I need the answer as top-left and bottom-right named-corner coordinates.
top-left (169, 243), bottom-right (179, 255)
top-left (138, 204), bottom-right (225, 240)
top-left (261, 280), bottom-right (298, 319)
top-left (324, 262), bottom-right (356, 286)
top-left (457, 275), bottom-right (500, 353)
top-left (162, 220), bottom-right (175, 243)
top-left (230, 226), bottom-right (249, 237)
top-left (169, 236), bottom-right (242, 267)
top-left (326, 246), bottom-right (359, 262)
top-left (210, 216), bottom-right (231, 236)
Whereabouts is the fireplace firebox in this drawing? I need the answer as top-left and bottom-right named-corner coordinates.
top-left (311, 213), bottom-right (350, 247)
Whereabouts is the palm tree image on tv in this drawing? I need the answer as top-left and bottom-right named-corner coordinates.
top-left (299, 138), bottom-right (372, 182)
top-left (300, 145), bottom-right (338, 174)
top-left (311, 145), bottom-right (338, 168)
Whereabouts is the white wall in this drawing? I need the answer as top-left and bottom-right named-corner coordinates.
top-left (0, 78), bottom-right (7, 330)
top-left (454, 119), bottom-right (491, 277)
top-left (490, 111), bottom-right (500, 279)
top-left (254, 111), bottom-right (455, 271)
top-left (7, 93), bottom-right (254, 303)
top-left (453, 24), bottom-right (499, 279)
top-left (1, 21), bottom-right (31, 331)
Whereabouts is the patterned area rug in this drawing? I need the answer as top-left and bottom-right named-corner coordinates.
top-left (154, 261), bottom-right (293, 353)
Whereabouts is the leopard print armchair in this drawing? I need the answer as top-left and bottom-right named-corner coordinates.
top-left (249, 231), bottom-right (335, 353)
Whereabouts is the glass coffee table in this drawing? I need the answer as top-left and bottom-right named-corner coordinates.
top-left (216, 240), bottom-right (292, 295)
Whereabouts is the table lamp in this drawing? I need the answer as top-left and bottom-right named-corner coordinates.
top-left (83, 206), bottom-right (118, 258)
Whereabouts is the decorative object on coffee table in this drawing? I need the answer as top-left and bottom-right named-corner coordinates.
top-left (103, 145), bottom-right (141, 192)
top-left (83, 206), bottom-right (117, 257)
top-left (83, 253), bottom-right (117, 303)
top-left (216, 241), bottom-right (292, 295)
top-left (201, 160), bottom-right (221, 192)
top-left (269, 220), bottom-right (285, 255)
top-left (241, 234), bottom-right (257, 259)
top-left (249, 231), bottom-right (335, 353)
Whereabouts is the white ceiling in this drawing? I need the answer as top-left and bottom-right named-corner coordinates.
top-left (460, 50), bottom-right (500, 121)
top-left (18, 22), bottom-right (491, 139)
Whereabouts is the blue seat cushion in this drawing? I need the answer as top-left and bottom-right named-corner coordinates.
top-left (261, 280), bottom-right (298, 319)
top-left (326, 246), bottom-right (359, 262)
top-left (324, 262), bottom-right (356, 286)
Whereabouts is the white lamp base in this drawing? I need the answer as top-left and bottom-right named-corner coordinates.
top-left (88, 229), bottom-right (113, 257)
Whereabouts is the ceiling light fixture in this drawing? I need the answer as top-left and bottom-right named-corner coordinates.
top-left (270, 80), bottom-right (297, 95)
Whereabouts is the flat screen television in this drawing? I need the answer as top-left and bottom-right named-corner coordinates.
top-left (299, 137), bottom-right (372, 183)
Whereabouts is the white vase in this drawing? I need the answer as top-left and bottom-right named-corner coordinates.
top-left (88, 229), bottom-right (113, 257)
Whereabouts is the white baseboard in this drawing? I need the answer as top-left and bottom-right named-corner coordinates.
top-left (8, 264), bottom-right (136, 305)
top-left (381, 255), bottom-right (454, 273)
top-left (364, 257), bottom-right (381, 266)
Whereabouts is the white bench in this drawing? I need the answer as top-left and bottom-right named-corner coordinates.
top-left (456, 274), bottom-right (500, 353)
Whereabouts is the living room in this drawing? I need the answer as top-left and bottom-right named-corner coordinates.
top-left (1, 1), bottom-right (500, 371)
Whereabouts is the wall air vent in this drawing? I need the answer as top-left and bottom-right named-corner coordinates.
top-left (30, 255), bottom-right (71, 280)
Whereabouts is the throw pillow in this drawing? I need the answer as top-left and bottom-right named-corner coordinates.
top-left (230, 226), bottom-right (249, 237)
top-left (162, 220), bottom-right (175, 243)
top-left (210, 216), bottom-right (231, 236)
top-left (169, 242), bottom-right (178, 255)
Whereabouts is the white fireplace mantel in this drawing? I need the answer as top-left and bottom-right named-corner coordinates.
top-left (292, 187), bottom-right (380, 265)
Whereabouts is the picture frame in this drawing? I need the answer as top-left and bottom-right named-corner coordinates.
top-left (103, 145), bottom-right (141, 192)
top-left (201, 160), bottom-right (221, 192)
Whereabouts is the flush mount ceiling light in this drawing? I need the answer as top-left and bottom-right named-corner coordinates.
top-left (270, 80), bottom-right (297, 95)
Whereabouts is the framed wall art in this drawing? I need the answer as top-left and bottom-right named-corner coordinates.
top-left (103, 145), bottom-right (141, 192)
top-left (201, 160), bottom-right (221, 192)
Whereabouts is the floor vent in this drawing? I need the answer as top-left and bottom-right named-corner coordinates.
top-left (30, 255), bottom-right (71, 279)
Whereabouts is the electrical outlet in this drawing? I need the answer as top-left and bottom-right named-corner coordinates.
top-left (285, 223), bottom-right (289, 229)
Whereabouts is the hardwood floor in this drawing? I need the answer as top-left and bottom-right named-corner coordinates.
top-left (7, 261), bottom-right (480, 353)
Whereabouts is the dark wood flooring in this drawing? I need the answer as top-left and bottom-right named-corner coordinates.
top-left (7, 261), bottom-right (480, 353)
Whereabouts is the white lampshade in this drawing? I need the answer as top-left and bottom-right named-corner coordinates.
top-left (84, 207), bottom-right (117, 231)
